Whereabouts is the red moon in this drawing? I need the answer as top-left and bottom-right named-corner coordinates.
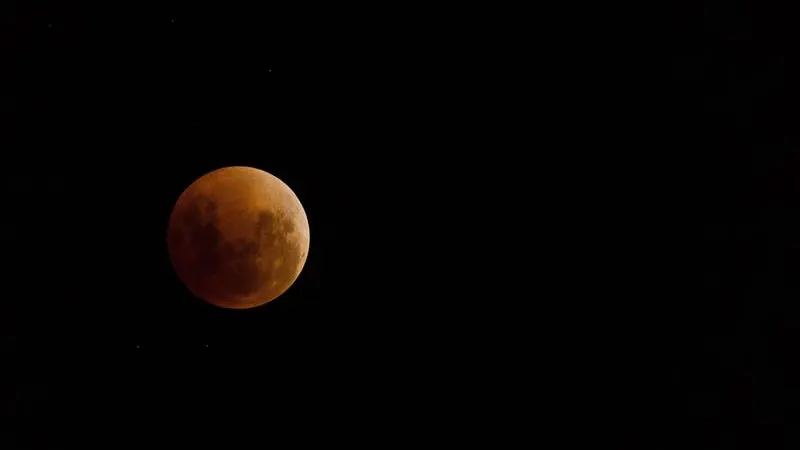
top-left (166, 166), bottom-right (310, 309)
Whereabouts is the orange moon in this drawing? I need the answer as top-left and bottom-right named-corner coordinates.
top-left (166, 166), bottom-right (310, 309)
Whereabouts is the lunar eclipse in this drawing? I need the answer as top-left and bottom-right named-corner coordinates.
top-left (167, 166), bottom-right (310, 309)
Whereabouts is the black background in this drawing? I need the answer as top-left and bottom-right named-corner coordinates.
top-left (0, 1), bottom-right (485, 447)
top-left (672, 0), bottom-right (800, 447)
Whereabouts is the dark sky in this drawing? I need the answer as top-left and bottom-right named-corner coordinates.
top-left (0, 2), bottom-right (475, 447)
top-left (676, 1), bottom-right (800, 447)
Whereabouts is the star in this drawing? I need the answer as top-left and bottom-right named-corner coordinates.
top-left (47, 23), bottom-right (52, 28)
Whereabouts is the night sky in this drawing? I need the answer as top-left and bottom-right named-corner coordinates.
top-left (0, 2), bottom-right (477, 447)
top-left (675, 1), bottom-right (800, 447)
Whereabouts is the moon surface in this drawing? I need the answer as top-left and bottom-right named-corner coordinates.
top-left (167, 166), bottom-right (310, 309)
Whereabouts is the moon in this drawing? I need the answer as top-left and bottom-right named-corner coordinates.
top-left (166, 166), bottom-right (310, 309)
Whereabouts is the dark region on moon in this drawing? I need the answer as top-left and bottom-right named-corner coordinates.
top-left (169, 193), bottom-right (302, 304)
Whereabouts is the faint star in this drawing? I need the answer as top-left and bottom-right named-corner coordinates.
top-left (47, 23), bottom-right (52, 28)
